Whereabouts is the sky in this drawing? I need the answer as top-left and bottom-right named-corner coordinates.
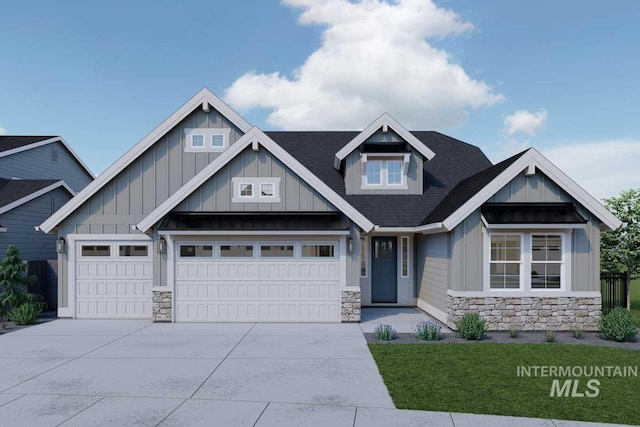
top-left (1, 0), bottom-right (638, 201)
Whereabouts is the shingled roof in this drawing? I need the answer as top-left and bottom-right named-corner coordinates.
top-left (267, 131), bottom-right (493, 227)
top-left (0, 179), bottom-right (67, 211)
top-left (0, 136), bottom-right (58, 153)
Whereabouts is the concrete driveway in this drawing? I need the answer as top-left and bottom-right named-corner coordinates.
top-left (0, 320), bottom-right (395, 426)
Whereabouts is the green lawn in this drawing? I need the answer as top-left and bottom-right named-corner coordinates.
top-left (631, 278), bottom-right (640, 325)
top-left (369, 344), bottom-right (640, 425)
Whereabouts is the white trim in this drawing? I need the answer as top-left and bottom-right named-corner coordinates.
top-left (0, 180), bottom-right (75, 215)
top-left (184, 128), bottom-right (231, 153)
top-left (0, 227), bottom-right (6, 232)
top-left (158, 230), bottom-right (350, 236)
top-left (361, 156), bottom-right (408, 190)
top-left (401, 236), bottom-right (410, 278)
top-left (165, 234), bottom-right (176, 322)
top-left (417, 298), bottom-right (448, 325)
top-left (231, 177), bottom-right (281, 203)
top-left (39, 88), bottom-right (252, 233)
top-left (441, 148), bottom-right (622, 232)
top-left (137, 128), bottom-right (374, 233)
top-left (359, 236), bottom-right (368, 278)
top-left (447, 290), bottom-right (600, 298)
top-left (483, 222), bottom-right (586, 230)
top-left (334, 112), bottom-right (436, 169)
top-left (0, 136), bottom-right (95, 179)
top-left (57, 307), bottom-right (73, 318)
top-left (339, 236), bottom-right (347, 289)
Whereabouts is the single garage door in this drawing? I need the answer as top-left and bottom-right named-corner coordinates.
top-left (75, 241), bottom-right (153, 318)
top-left (175, 240), bottom-right (341, 322)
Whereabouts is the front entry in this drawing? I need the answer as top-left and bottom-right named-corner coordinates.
top-left (371, 236), bottom-right (397, 303)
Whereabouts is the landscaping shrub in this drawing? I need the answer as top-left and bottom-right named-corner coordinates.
top-left (0, 245), bottom-right (38, 320)
top-left (545, 330), bottom-right (555, 343)
top-left (597, 307), bottom-right (638, 342)
top-left (9, 302), bottom-right (42, 325)
top-left (572, 327), bottom-right (583, 339)
top-left (509, 326), bottom-right (519, 338)
top-left (455, 313), bottom-right (486, 340)
top-left (414, 320), bottom-right (442, 341)
top-left (374, 324), bottom-right (396, 341)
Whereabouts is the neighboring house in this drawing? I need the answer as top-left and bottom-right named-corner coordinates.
top-left (0, 136), bottom-right (94, 261)
top-left (39, 89), bottom-right (621, 330)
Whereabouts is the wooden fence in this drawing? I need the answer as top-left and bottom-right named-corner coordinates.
top-left (600, 271), bottom-right (628, 313)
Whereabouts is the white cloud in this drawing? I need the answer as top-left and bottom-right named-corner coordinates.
top-left (225, 0), bottom-right (503, 130)
top-left (542, 140), bottom-right (640, 201)
top-left (0, 127), bottom-right (6, 135)
top-left (503, 109), bottom-right (547, 137)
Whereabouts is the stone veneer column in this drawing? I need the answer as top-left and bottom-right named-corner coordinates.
top-left (447, 295), bottom-right (602, 331)
top-left (152, 290), bottom-right (172, 322)
top-left (341, 290), bottom-right (361, 322)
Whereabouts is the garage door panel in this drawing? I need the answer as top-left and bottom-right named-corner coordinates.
top-left (176, 301), bottom-right (340, 322)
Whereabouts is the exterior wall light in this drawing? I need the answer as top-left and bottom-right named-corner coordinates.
top-left (347, 237), bottom-right (354, 254)
top-left (157, 237), bottom-right (167, 254)
top-left (56, 237), bottom-right (66, 254)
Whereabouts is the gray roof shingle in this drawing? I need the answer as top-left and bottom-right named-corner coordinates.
top-left (0, 136), bottom-right (57, 153)
top-left (0, 179), bottom-right (63, 210)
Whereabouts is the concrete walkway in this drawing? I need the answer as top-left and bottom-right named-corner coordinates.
top-left (360, 306), bottom-right (453, 333)
top-left (0, 320), bottom-right (628, 426)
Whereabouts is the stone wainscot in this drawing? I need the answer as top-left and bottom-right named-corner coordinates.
top-left (153, 290), bottom-right (172, 322)
top-left (341, 290), bottom-right (361, 322)
top-left (447, 295), bottom-right (601, 331)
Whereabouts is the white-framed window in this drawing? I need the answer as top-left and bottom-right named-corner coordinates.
top-left (486, 232), bottom-right (568, 292)
top-left (179, 244), bottom-right (213, 258)
top-left (220, 244), bottom-right (254, 258)
top-left (361, 155), bottom-right (408, 189)
top-left (184, 128), bottom-right (231, 152)
top-left (260, 245), bottom-right (294, 258)
top-left (81, 245), bottom-right (111, 257)
top-left (118, 245), bottom-right (149, 257)
top-left (301, 244), bottom-right (335, 258)
top-left (360, 237), bottom-right (367, 277)
top-left (232, 177), bottom-right (281, 203)
top-left (401, 236), bottom-right (409, 277)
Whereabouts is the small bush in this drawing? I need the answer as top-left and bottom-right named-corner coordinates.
top-left (8, 302), bottom-right (42, 325)
top-left (414, 320), bottom-right (442, 341)
top-left (509, 326), bottom-right (520, 338)
top-left (545, 329), bottom-right (555, 343)
top-left (373, 324), bottom-right (396, 341)
top-left (598, 307), bottom-right (638, 342)
top-left (455, 313), bottom-right (486, 340)
top-left (572, 327), bottom-right (583, 339)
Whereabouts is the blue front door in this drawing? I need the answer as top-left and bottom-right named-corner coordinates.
top-left (371, 237), bottom-right (397, 303)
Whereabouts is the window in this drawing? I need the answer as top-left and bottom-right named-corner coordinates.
top-left (360, 238), bottom-right (367, 277)
top-left (401, 236), bottom-right (409, 277)
top-left (184, 128), bottom-right (230, 152)
top-left (301, 244), bottom-right (335, 258)
top-left (180, 245), bottom-right (213, 257)
top-left (261, 183), bottom-right (274, 197)
top-left (220, 245), bottom-right (253, 258)
top-left (232, 178), bottom-right (281, 203)
top-left (531, 235), bottom-right (563, 289)
top-left (211, 134), bottom-right (225, 147)
top-left (490, 234), bottom-right (522, 289)
top-left (81, 245), bottom-right (111, 257)
top-left (362, 157), bottom-right (406, 188)
top-left (119, 245), bottom-right (148, 257)
top-left (366, 161), bottom-right (382, 185)
top-left (260, 245), bottom-right (294, 258)
top-left (388, 161), bottom-right (402, 185)
top-left (240, 183), bottom-right (253, 197)
top-left (191, 134), bottom-right (205, 148)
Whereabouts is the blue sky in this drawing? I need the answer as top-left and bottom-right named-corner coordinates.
top-left (1, 0), bottom-right (638, 200)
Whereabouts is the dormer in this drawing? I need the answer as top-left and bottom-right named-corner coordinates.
top-left (333, 113), bottom-right (435, 195)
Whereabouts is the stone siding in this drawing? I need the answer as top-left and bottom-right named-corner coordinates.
top-left (152, 291), bottom-right (172, 322)
top-left (341, 290), bottom-right (361, 322)
top-left (447, 295), bottom-right (601, 331)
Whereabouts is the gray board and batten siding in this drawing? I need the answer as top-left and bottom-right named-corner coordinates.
top-left (0, 187), bottom-right (71, 260)
top-left (448, 171), bottom-right (601, 292)
top-left (0, 141), bottom-right (92, 193)
top-left (343, 129), bottom-right (424, 195)
top-left (416, 233), bottom-right (449, 314)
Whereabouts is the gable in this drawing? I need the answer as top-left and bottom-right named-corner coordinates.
top-left (176, 146), bottom-right (336, 213)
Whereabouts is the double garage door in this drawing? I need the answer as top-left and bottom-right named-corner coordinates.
top-left (74, 239), bottom-right (341, 322)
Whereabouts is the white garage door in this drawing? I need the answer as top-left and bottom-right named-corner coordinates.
top-left (175, 240), bottom-right (341, 322)
top-left (75, 241), bottom-right (153, 318)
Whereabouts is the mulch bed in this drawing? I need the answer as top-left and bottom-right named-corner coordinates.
top-left (365, 330), bottom-right (640, 351)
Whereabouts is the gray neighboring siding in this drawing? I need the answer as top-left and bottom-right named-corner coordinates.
top-left (0, 142), bottom-right (93, 193)
top-left (176, 146), bottom-right (336, 213)
top-left (450, 210), bottom-right (483, 291)
top-left (58, 108), bottom-right (244, 235)
top-left (416, 233), bottom-right (449, 313)
top-left (0, 187), bottom-right (71, 260)
top-left (450, 171), bottom-right (601, 292)
top-left (344, 136), bottom-right (423, 195)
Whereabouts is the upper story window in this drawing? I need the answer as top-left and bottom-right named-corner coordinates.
top-left (361, 154), bottom-right (408, 189)
top-left (232, 177), bottom-right (281, 203)
top-left (184, 128), bottom-right (231, 153)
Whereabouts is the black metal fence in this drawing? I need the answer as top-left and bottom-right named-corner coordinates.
top-left (27, 260), bottom-right (58, 310)
top-left (600, 271), bottom-right (628, 313)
